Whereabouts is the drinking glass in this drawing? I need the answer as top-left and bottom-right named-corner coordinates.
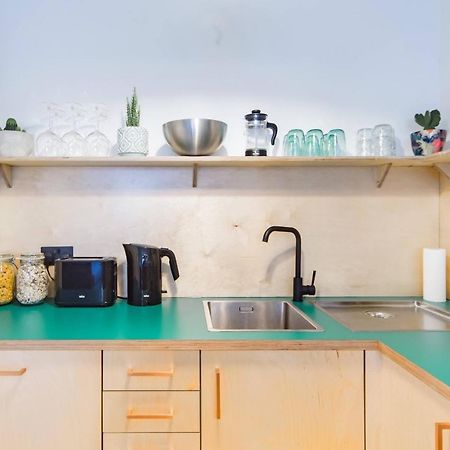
top-left (283, 134), bottom-right (301, 156)
top-left (35, 103), bottom-right (67, 157)
top-left (62, 103), bottom-right (88, 157)
top-left (356, 128), bottom-right (373, 156)
top-left (372, 124), bottom-right (395, 156)
top-left (305, 129), bottom-right (323, 156)
top-left (85, 104), bottom-right (112, 157)
top-left (283, 129), bottom-right (305, 156)
top-left (324, 129), bottom-right (346, 156)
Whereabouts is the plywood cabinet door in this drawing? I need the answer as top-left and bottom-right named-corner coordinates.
top-left (201, 350), bottom-right (364, 450)
top-left (366, 351), bottom-right (450, 450)
top-left (0, 350), bottom-right (101, 450)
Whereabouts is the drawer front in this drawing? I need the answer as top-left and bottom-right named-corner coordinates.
top-left (103, 351), bottom-right (199, 391)
top-left (103, 433), bottom-right (200, 450)
top-left (103, 391), bottom-right (199, 432)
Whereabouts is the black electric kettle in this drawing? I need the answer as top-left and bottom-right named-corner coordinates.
top-left (123, 243), bottom-right (179, 306)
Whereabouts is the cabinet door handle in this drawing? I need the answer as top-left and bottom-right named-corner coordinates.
top-left (215, 368), bottom-right (221, 420)
top-left (128, 368), bottom-right (174, 377)
top-left (435, 422), bottom-right (450, 450)
top-left (127, 409), bottom-right (174, 420)
top-left (0, 368), bottom-right (27, 376)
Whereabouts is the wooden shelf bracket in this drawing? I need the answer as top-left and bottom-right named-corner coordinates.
top-left (1, 164), bottom-right (12, 188)
top-left (192, 163), bottom-right (199, 188)
top-left (435, 163), bottom-right (450, 180)
top-left (374, 163), bottom-right (392, 188)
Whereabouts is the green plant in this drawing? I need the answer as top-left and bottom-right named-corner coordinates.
top-left (414, 109), bottom-right (441, 130)
top-left (3, 117), bottom-right (25, 132)
top-left (126, 87), bottom-right (140, 127)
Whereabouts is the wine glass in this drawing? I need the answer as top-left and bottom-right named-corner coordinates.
top-left (35, 103), bottom-right (67, 157)
top-left (62, 103), bottom-right (88, 157)
top-left (85, 104), bottom-right (112, 157)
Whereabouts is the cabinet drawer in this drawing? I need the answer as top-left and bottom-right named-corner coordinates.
top-left (103, 433), bottom-right (200, 450)
top-left (103, 351), bottom-right (199, 391)
top-left (103, 391), bottom-right (200, 432)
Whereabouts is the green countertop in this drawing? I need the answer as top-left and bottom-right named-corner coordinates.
top-left (0, 296), bottom-right (449, 390)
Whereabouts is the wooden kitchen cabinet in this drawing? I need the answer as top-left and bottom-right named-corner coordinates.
top-left (366, 351), bottom-right (450, 450)
top-left (0, 350), bottom-right (101, 450)
top-left (201, 350), bottom-right (364, 450)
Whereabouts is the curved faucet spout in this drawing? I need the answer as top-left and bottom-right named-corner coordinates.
top-left (262, 226), bottom-right (301, 278)
top-left (262, 225), bottom-right (316, 302)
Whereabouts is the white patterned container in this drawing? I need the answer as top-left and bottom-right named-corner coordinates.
top-left (117, 126), bottom-right (148, 156)
top-left (0, 131), bottom-right (34, 157)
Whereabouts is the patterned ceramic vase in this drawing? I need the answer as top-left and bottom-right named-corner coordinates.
top-left (410, 129), bottom-right (447, 156)
top-left (117, 127), bottom-right (148, 156)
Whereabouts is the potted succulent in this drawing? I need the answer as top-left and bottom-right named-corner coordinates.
top-left (410, 109), bottom-right (447, 156)
top-left (0, 118), bottom-right (34, 157)
top-left (117, 88), bottom-right (148, 156)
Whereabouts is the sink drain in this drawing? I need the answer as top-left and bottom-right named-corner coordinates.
top-left (365, 311), bottom-right (394, 319)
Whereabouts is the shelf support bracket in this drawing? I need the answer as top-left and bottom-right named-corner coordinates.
top-left (374, 163), bottom-right (392, 188)
top-left (1, 164), bottom-right (12, 188)
top-left (192, 163), bottom-right (198, 188)
top-left (435, 163), bottom-right (450, 180)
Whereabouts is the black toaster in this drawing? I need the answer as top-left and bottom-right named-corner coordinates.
top-left (55, 257), bottom-right (117, 306)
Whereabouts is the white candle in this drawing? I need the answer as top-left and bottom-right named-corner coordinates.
top-left (423, 248), bottom-right (447, 302)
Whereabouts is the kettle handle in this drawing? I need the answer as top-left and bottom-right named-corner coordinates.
top-left (267, 122), bottom-right (278, 145)
top-left (160, 248), bottom-right (180, 280)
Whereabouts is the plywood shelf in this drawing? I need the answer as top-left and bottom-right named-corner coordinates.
top-left (1, 151), bottom-right (449, 188)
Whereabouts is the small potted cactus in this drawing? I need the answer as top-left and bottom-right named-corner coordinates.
top-left (117, 88), bottom-right (148, 156)
top-left (0, 118), bottom-right (34, 157)
top-left (410, 109), bottom-right (447, 156)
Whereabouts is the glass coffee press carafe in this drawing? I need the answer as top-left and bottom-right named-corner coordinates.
top-left (244, 109), bottom-right (278, 156)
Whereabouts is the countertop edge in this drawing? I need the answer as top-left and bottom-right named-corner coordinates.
top-left (377, 342), bottom-right (450, 400)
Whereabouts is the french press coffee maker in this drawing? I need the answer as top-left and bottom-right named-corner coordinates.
top-left (244, 109), bottom-right (278, 156)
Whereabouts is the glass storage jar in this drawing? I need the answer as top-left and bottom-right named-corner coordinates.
top-left (0, 254), bottom-right (16, 305)
top-left (16, 253), bottom-right (48, 305)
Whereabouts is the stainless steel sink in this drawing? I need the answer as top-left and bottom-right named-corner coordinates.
top-left (203, 300), bottom-right (322, 332)
top-left (315, 300), bottom-right (450, 331)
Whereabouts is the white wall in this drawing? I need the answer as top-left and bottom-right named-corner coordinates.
top-left (0, 0), bottom-right (443, 154)
top-left (0, 0), bottom-right (448, 299)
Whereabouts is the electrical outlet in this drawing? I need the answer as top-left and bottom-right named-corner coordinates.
top-left (40, 246), bottom-right (74, 266)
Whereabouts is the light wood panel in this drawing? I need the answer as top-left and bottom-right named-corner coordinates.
top-left (366, 351), bottom-right (450, 450)
top-left (0, 154), bottom-right (448, 168)
top-left (103, 391), bottom-right (200, 432)
top-left (3, 155), bottom-right (448, 188)
top-left (439, 174), bottom-right (450, 299)
top-left (0, 350), bottom-right (101, 450)
top-left (0, 165), bottom-right (439, 298)
top-left (103, 350), bottom-right (199, 391)
top-left (201, 350), bottom-right (364, 450)
top-left (103, 433), bottom-right (200, 450)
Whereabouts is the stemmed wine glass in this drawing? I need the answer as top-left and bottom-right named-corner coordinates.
top-left (85, 104), bottom-right (112, 157)
top-left (35, 103), bottom-right (67, 157)
top-left (62, 103), bottom-right (88, 157)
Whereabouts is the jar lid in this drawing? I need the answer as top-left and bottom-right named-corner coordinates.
top-left (0, 253), bottom-right (14, 262)
top-left (245, 109), bottom-right (268, 122)
top-left (18, 253), bottom-right (44, 261)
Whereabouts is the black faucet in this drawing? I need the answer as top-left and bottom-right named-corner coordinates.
top-left (262, 226), bottom-right (316, 302)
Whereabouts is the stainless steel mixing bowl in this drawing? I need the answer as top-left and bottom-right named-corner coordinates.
top-left (162, 118), bottom-right (227, 156)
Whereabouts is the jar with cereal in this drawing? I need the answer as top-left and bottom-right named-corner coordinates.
top-left (0, 254), bottom-right (16, 305)
top-left (16, 253), bottom-right (48, 305)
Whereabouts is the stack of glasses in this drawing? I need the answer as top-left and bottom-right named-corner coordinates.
top-left (356, 124), bottom-right (396, 156)
top-left (283, 129), bottom-right (346, 157)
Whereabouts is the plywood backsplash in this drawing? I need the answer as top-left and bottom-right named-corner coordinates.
top-left (439, 174), bottom-right (450, 298)
top-left (0, 166), bottom-right (440, 298)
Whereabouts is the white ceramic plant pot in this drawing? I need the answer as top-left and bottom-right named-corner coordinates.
top-left (0, 131), bottom-right (34, 157)
top-left (117, 127), bottom-right (148, 156)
